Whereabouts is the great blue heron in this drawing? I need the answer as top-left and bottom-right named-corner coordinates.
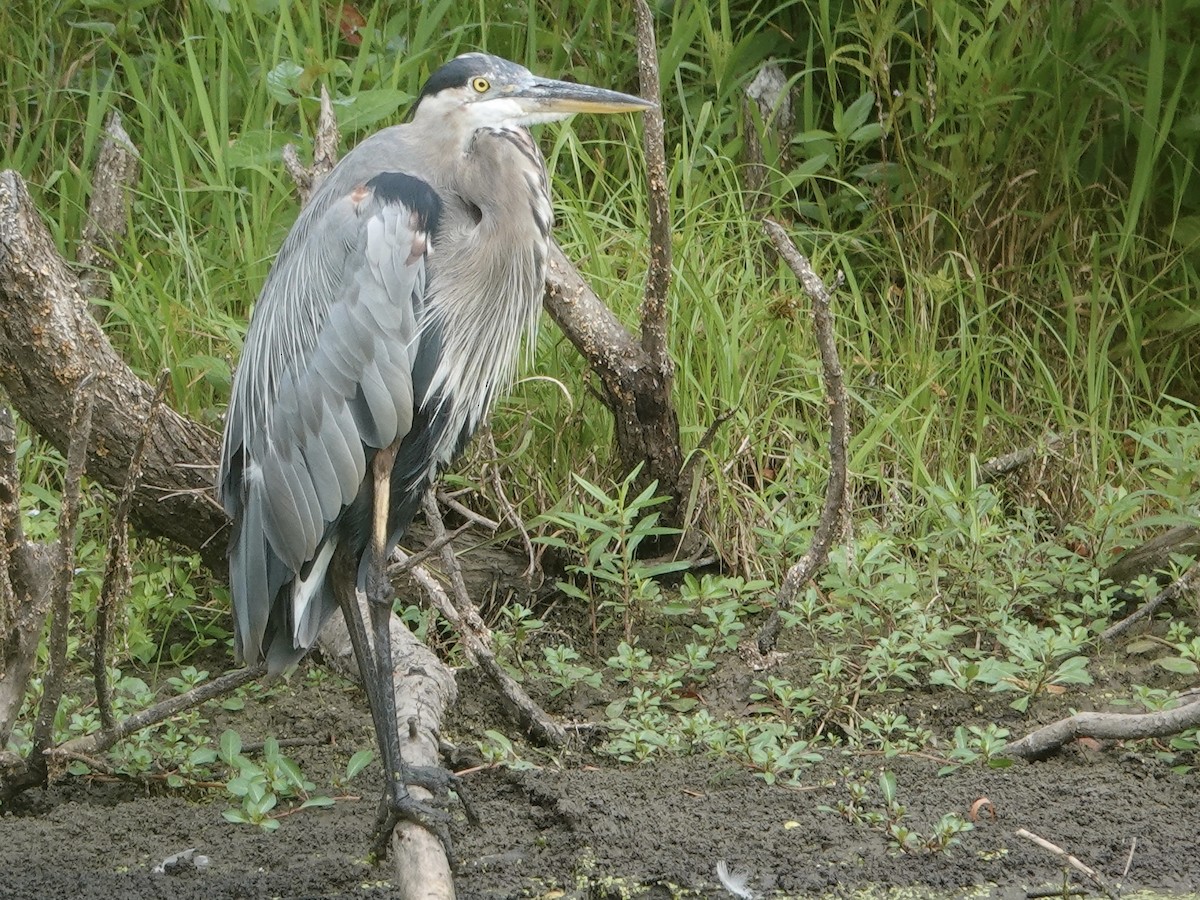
top-left (217, 53), bottom-right (651, 856)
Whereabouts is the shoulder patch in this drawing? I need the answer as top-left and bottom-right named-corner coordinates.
top-left (365, 172), bottom-right (442, 234)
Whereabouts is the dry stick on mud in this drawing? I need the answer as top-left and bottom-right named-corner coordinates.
top-left (1004, 693), bottom-right (1200, 761)
top-left (1003, 552), bottom-right (1200, 759)
top-left (754, 220), bottom-right (850, 656)
top-left (94, 369), bottom-right (172, 730)
top-left (1015, 828), bottom-right (1121, 900)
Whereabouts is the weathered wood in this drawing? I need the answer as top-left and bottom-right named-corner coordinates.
top-left (320, 582), bottom-right (457, 899)
top-left (1102, 523), bottom-right (1200, 588)
top-left (0, 401), bottom-right (55, 750)
top-left (1005, 696), bottom-right (1200, 761)
top-left (754, 222), bottom-right (850, 655)
top-left (537, 10), bottom-right (686, 529)
top-left (0, 170), bottom-right (228, 571)
top-left (741, 62), bottom-right (793, 214)
top-left (542, 245), bottom-right (685, 528)
top-left (76, 111), bottom-right (140, 319)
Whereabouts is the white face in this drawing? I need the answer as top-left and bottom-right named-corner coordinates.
top-left (415, 83), bottom-right (575, 132)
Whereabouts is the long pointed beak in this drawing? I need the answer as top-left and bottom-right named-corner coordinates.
top-left (512, 77), bottom-right (655, 115)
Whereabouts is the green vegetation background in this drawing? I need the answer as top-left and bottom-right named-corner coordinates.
top-left (3, 0), bottom-right (1199, 782)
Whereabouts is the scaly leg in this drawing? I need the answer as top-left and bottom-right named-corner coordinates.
top-left (334, 448), bottom-right (455, 862)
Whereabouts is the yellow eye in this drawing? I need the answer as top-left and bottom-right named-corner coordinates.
top-left (471, 76), bottom-right (490, 94)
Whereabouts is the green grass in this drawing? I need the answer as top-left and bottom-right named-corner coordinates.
top-left (3, 0), bottom-right (1199, 782)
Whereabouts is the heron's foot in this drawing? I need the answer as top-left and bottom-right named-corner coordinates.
top-left (368, 765), bottom-right (462, 863)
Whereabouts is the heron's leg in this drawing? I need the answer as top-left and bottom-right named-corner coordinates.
top-left (362, 450), bottom-right (455, 861)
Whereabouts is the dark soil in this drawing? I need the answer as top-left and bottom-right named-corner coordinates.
top-left (2, 659), bottom-right (1199, 899)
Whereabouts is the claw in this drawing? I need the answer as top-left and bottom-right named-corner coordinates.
top-left (368, 764), bottom-right (462, 862)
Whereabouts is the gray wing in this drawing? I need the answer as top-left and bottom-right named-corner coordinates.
top-left (217, 170), bottom-right (442, 664)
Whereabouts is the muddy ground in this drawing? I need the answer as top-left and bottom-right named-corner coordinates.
top-left (2, 655), bottom-right (1199, 899)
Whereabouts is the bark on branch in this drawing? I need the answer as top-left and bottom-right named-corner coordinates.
top-left (541, 5), bottom-right (687, 529)
top-left (76, 110), bottom-right (140, 320)
top-left (0, 171), bottom-right (228, 571)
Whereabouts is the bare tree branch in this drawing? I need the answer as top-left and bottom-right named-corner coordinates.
top-left (0, 170), bottom-right (227, 570)
top-left (634, 0), bottom-right (671, 370)
top-left (25, 379), bottom-right (95, 792)
top-left (95, 369), bottom-right (171, 730)
top-left (0, 401), bottom-right (56, 752)
top-left (415, 492), bottom-right (566, 747)
top-left (1102, 523), bottom-right (1200, 595)
top-left (755, 221), bottom-right (850, 656)
top-left (1100, 558), bottom-right (1200, 643)
top-left (54, 664), bottom-right (266, 759)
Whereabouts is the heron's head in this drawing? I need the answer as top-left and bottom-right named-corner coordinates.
top-left (413, 52), bottom-right (653, 130)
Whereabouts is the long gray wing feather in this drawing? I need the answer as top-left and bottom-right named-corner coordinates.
top-left (218, 169), bottom-right (438, 663)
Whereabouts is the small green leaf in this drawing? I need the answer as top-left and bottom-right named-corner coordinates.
top-left (346, 749), bottom-right (374, 779)
top-left (219, 729), bottom-right (241, 762)
top-left (332, 89), bottom-right (411, 131)
top-left (878, 770), bottom-right (897, 804)
top-left (300, 796), bottom-right (335, 809)
top-left (266, 61), bottom-right (304, 105)
top-left (1154, 656), bottom-right (1200, 675)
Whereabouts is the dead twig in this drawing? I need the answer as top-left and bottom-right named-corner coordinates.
top-left (436, 490), bottom-right (501, 531)
top-left (54, 664), bottom-right (266, 759)
top-left (388, 519), bottom-right (474, 576)
top-left (1015, 828), bottom-right (1120, 900)
top-left (484, 430), bottom-right (537, 577)
top-left (1122, 837), bottom-right (1137, 880)
top-left (27, 378), bottom-right (96, 789)
top-left (754, 221), bottom-right (850, 655)
top-left (95, 369), bottom-right (171, 729)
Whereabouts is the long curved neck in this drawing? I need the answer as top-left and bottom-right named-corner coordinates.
top-left (419, 125), bottom-right (552, 461)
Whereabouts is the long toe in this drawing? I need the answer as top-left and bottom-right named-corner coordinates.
top-left (370, 785), bottom-right (455, 863)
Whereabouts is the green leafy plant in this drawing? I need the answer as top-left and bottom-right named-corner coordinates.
top-left (218, 730), bottom-right (332, 831)
top-left (537, 466), bottom-right (688, 644)
top-left (822, 769), bottom-right (973, 854)
top-left (939, 724), bottom-right (1013, 775)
